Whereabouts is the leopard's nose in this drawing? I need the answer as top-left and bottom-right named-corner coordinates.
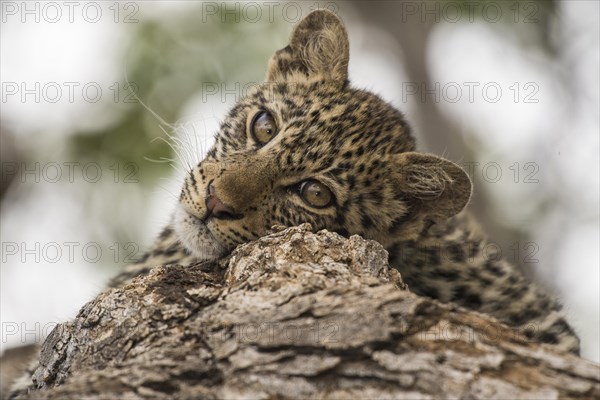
top-left (205, 184), bottom-right (237, 220)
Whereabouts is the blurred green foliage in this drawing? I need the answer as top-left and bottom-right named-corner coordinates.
top-left (70, 4), bottom-right (288, 185)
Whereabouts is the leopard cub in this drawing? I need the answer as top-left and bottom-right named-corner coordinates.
top-left (114, 10), bottom-right (580, 354)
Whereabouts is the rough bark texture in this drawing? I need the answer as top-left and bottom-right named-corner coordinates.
top-left (10, 224), bottom-right (600, 399)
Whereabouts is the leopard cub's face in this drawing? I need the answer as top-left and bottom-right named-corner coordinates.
top-left (174, 11), bottom-right (471, 261)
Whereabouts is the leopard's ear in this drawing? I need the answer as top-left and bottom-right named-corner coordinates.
top-left (266, 10), bottom-right (349, 83)
top-left (391, 152), bottom-right (472, 222)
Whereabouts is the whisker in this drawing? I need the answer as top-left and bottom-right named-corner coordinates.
top-left (124, 65), bottom-right (176, 130)
top-left (153, 132), bottom-right (192, 171)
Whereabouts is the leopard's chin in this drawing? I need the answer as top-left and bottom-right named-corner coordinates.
top-left (173, 205), bottom-right (227, 261)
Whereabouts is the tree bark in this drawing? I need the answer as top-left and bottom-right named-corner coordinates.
top-left (10, 224), bottom-right (599, 399)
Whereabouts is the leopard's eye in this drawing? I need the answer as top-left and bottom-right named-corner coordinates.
top-left (298, 180), bottom-right (333, 208)
top-left (250, 111), bottom-right (277, 144)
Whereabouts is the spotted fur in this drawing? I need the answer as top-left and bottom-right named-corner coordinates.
top-left (112, 10), bottom-right (579, 354)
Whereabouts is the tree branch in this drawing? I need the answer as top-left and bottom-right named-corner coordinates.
top-left (11, 225), bottom-right (599, 399)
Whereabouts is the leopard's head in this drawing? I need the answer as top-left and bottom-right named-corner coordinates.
top-left (174, 10), bottom-right (472, 260)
